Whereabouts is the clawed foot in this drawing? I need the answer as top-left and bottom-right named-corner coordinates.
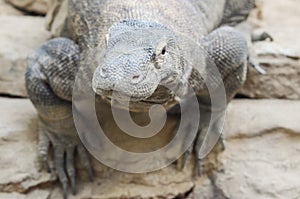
top-left (248, 56), bottom-right (267, 75)
top-left (176, 150), bottom-right (203, 176)
top-left (38, 129), bottom-right (93, 199)
top-left (219, 133), bottom-right (226, 151)
top-left (248, 31), bottom-right (273, 75)
top-left (176, 135), bottom-right (226, 176)
top-left (252, 31), bottom-right (274, 42)
top-left (176, 146), bottom-right (192, 171)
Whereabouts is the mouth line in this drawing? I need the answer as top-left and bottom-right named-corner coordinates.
top-left (96, 91), bottom-right (173, 106)
top-left (94, 80), bottom-right (177, 106)
top-left (103, 95), bottom-right (169, 104)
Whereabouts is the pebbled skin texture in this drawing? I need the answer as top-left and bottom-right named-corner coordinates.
top-left (26, 0), bottom-right (255, 198)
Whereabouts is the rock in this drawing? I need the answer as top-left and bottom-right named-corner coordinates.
top-left (0, 98), bottom-right (299, 198)
top-left (0, 98), bottom-right (53, 197)
top-left (224, 99), bottom-right (300, 139)
top-left (240, 42), bottom-right (300, 99)
top-left (193, 99), bottom-right (300, 199)
top-left (0, 97), bottom-right (197, 199)
top-left (0, 15), bottom-right (50, 97)
top-left (45, 0), bottom-right (69, 37)
top-left (239, 0), bottom-right (300, 100)
top-left (189, 178), bottom-right (215, 199)
top-left (5, 0), bottom-right (48, 15)
top-left (0, 190), bottom-right (50, 199)
top-left (0, 0), bottom-right (23, 15)
top-left (215, 130), bottom-right (300, 199)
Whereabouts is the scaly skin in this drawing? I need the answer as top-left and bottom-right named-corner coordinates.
top-left (26, 0), bottom-right (259, 198)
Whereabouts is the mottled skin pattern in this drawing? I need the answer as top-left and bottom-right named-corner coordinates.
top-left (25, 0), bottom-right (262, 198)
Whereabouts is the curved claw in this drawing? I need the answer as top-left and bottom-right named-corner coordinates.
top-left (248, 56), bottom-right (267, 75)
top-left (62, 182), bottom-right (68, 199)
top-left (219, 134), bottom-right (226, 151)
top-left (181, 150), bottom-right (191, 169)
top-left (177, 146), bottom-right (193, 170)
top-left (252, 31), bottom-right (274, 42)
top-left (77, 144), bottom-right (94, 181)
top-left (37, 126), bottom-right (93, 198)
top-left (38, 129), bottom-right (50, 172)
top-left (66, 147), bottom-right (76, 195)
top-left (197, 159), bottom-right (202, 177)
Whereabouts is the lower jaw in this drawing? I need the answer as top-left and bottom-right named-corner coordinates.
top-left (97, 95), bottom-right (178, 113)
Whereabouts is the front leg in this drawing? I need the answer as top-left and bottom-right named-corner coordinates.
top-left (222, 0), bottom-right (255, 26)
top-left (26, 38), bottom-right (93, 198)
top-left (197, 26), bottom-right (248, 174)
top-left (178, 26), bottom-right (248, 174)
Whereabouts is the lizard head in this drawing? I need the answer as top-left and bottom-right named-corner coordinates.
top-left (92, 19), bottom-right (188, 110)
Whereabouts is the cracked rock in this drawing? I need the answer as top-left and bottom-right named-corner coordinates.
top-left (224, 100), bottom-right (300, 139)
top-left (1, 98), bottom-right (299, 198)
top-left (5, 0), bottom-right (48, 15)
top-left (0, 98), bottom-right (53, 197)
top-left (215, 130), bottom-right (300, 199)
top-left (0, 15), bottom-right (50, 97)
top-left (0, 0), bottom-right (23, 15)
top-left (239, 0), bottom-right (300, 100)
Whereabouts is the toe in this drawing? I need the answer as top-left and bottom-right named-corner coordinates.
top-left (197, 158), bottom-right (202, 177)
top-left (182, 145), bottom-right (193, 169)
top-left (219, 134), bottom-right (226, 151)
top-left (77, 144), bottom-right (94, 181)
top-left (38, 129), bottom-right (50, 172)
top-left (262, 32), bottom-right (274, 41)
top-left (252, 31), bottom-right (274, 42)
top-left (66, 146), bottom-right (76, 195)
top-left (54, 145), bottom-right (68, 199)
top-left (177, 148), bottom-right (192, 170)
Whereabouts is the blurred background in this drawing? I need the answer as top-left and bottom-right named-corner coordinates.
top-left (0, 0), bottom-right (299, 198)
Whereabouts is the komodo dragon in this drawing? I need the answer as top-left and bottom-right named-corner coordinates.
top-left (25, 0), bottom-right (270, 198)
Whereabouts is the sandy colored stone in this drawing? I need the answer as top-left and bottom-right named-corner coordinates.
top-left (5, 0), bottom-right (48, 15)
top-left (0, 190), bottom-right (50, 199)
top-left (239, 0), bottom-right (300, 99)
top-left (45, 0), bottom-right (69, 37)
top-left (0, 98), bottom-right (299, 198)
top-left (0, 15), bottom-right (50, 97)
top-left (224, 99), bottom-right (300, 139)
top-left (0, 0), bottom-right (23, 15)
top-left (190, 178), bottom-right (215, 199)
top-left (0, 98), bottom-right (53, 194)
top-left (194, 100), bottom-right (300, 199)
top-left (215, 130), bottom-right (300, 199)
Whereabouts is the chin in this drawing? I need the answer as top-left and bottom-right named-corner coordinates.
top-left (96, 90), bottom-right (178, 113)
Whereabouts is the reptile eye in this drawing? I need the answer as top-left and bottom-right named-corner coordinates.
top-left (161, 47), bottom-right (166, 55)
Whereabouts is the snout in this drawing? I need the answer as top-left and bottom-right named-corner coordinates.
top-left (92, 64), bottom-right (160, 100)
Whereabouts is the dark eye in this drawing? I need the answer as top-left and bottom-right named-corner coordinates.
top-left (161, 47), bottom-right (166, 55)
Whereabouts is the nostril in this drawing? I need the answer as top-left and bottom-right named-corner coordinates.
top-left (131, 74), bottom-right (143, 84)
top-left (100, 67), bottom-right (107, 77)
top-left (132, 75), bottom-right (140, 80)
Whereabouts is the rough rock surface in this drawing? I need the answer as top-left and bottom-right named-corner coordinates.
top-left (45, 0), bottom-right (68, 37)
top-left (0, 98), bottom-right (299, 199)
top-left (216, 130), bottom-right (300, 199)
top-left (0, 14), bottom-right (50, 97)
top-left (0, 98), bottom-right (53, 199)
top-left (238, 0), bottom-right (300, 100)
top-left (0, 0), bottom-right (23, 15)
top-left (5, 0), bottom-right (48, 15)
